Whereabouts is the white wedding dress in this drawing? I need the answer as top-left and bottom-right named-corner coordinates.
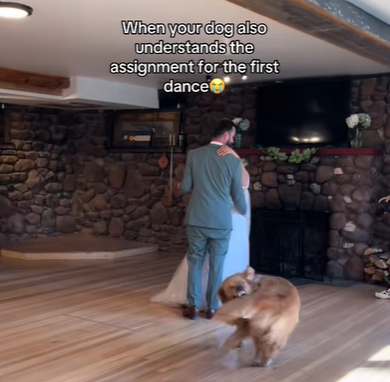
top-left (151, 179), bottom-right (251, 310)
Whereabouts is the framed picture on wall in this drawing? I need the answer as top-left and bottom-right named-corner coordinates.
top-left (110, 110), bottom-right (181, 149)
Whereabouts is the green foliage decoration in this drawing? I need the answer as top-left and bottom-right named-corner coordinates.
top-left (264, 147), bottom-right (317, 164)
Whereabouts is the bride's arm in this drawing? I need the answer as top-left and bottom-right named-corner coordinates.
top-left (217, 146), bottom-right (248, 188)
top-left (241, 164), bottom-right (249, 189)
top-left (216, 145), bottom-right (240, 159)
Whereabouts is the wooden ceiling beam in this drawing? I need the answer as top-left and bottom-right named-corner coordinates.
top-left (0, 67), bottom-right (70, 95)
top-left (226, 0), bottom-right (390, 67)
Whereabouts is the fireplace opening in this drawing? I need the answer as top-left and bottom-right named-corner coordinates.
top-left (250, 209), bottom-right (330, 281)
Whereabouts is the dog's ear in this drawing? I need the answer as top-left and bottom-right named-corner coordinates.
top-left (243, 266), bottom-right (255, 281)
top-left (217, 286), bottom-right (228, 303)
top-left (251, 275), bottom-right (263, 290)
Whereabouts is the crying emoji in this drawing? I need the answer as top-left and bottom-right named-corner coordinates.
top-left (209, 78), bottom-right (225, 94)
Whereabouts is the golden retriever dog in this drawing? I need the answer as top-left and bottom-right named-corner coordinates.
top-left (215, 267), bottom-right (300, 367)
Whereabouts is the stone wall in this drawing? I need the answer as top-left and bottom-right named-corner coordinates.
top-left (0, 108), bottom-right (79, 242)
top-left (73, 152), bottom-right (187, 252)
top-left (2, 76), bottom-right (390, 276)
top-left (352, 77), bottom-right (390, 249)
top-left (350, 77), bottom-right (387, 149)
top-left (0, 87), bottom-right (259, 251)
top-left (0, 105), bottom-right (189, 253)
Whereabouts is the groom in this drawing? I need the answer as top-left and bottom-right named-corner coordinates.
top-left (180, 118), bottom-right (247, 320)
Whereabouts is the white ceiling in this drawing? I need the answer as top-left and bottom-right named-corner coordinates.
top-left (346, 0), bottom-right (390, 26)
top-left (0, 0), bottom-right (388, 109)
top-left (0, 0), bottom-right (390, 109)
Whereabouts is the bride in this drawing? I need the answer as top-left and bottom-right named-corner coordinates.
top-left (151, 145), bottom-right (251, 314)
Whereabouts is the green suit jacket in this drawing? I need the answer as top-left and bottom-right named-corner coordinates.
top-left (180, 144), bottom-right (247, 230)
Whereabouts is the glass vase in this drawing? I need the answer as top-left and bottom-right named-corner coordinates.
top-left (350, 128), bottom-right (362, 148)
top-left (234, 133), bottom-right (243, 149)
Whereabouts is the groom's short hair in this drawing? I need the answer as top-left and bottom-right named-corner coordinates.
top-left (212, 118), bottom-right (236, 138)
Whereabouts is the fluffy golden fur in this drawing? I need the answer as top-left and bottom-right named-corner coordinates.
top-left (215, 267), bottom-right (300, 367)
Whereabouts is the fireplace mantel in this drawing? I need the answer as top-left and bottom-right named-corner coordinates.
top-left (236, 148), bottom-right (382, 156)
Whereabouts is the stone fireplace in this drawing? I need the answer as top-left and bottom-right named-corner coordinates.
top-left (240, 150), bottom-right (382, 281)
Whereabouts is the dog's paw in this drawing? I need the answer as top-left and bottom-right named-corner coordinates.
top-left (251, 359), bottom-right (272, 368)
top-left (251, 361), bottom-right (263, 367)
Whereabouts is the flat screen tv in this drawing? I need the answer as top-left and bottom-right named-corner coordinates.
top-left (255, 78), bottom-right (352, 147)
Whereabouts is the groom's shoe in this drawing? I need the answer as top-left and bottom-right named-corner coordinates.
top-left (183, 305), bottom-right (199, 320)
top-left (205, 309), bottom-right (217, 319)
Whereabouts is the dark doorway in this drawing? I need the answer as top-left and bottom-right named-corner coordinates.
top-left (250, 209), bottom-right (329, 281)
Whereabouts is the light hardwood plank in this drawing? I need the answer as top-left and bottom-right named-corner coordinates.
top-left (0, 253), bottom-right (388, 382)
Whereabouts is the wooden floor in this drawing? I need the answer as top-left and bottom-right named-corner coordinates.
top-left (0, 253), bottom-right (389, 382)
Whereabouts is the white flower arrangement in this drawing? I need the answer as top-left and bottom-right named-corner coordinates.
top-left (232, 117), bottom-right (250, 133)
top-left (346, 113), bottom-right (371, 129)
